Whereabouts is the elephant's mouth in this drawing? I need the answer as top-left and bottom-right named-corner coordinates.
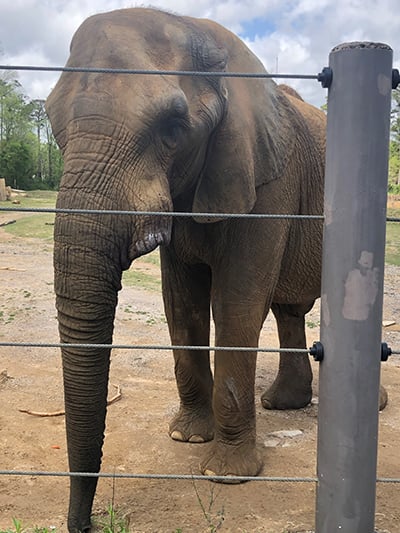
top-left (129, 228), bottom-right (171, 261)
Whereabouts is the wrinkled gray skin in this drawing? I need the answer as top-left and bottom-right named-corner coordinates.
top-left (46, 7), bottom-right (352, 532)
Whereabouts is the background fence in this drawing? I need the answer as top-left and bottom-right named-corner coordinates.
top-left (0, 41), bottom-right (400, 532)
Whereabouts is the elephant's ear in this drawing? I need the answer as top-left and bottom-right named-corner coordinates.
top-left (191, 34), bottom-right (294, 223)
top-left (192, 100), bottom-right (258, 222)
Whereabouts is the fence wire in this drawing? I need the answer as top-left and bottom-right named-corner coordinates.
top-left (0, 470), bottom-right (399, 484)
top-left (1, 342), bottom-right (399, 356)
top-left (3, 206), bottom-right (400, 222)
top-left (0, 64), bottom-right (320, 80)
top-left (0, 341), bottom-right (309, 353)
top-left (1, 61), bottom-right (399, 517)
top-left (0, 205), bottom-right (323, 219)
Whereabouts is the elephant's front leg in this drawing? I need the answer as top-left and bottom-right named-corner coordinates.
top-left (160, 247), bottom-right (214, 443)
top-left (200, 345), bottom-right (263, 479)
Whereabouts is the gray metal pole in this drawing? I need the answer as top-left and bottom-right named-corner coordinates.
top-left (315, 42), bottom-right (393, 533)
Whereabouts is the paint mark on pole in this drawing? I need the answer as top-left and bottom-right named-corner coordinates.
top-left (342, 251), bottom-right (378, 321)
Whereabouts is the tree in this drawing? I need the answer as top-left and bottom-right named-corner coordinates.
top-left (0, 139), bottom-right (34, 189)
top-left (0, 74), bottom-right (63, 190)
top-left (389, 89), bottom-right (400, 187)
top-left (41, 116), bottom-right (63, 190)
top-left (0, 78), bottom-right (31, 142)
top-left (30, 99), bottom-right (47, 180)
top-left (0, 77), bottom-right (36, 188)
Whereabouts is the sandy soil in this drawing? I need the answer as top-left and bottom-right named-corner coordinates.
top-left (0, 216), bottom-right (399, 533)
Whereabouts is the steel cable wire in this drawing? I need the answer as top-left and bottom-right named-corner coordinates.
top-left (0, 60), bottom-right (398, 495)
top-left (0, 470), bottom-right (398, 483)
top-left (0, 64), bottom-right (319, 80)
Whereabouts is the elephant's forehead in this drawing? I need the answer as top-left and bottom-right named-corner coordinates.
top-left (70, 9), bottom-right (189, 69)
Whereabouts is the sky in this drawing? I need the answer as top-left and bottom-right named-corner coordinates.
top-left (0, 0), bottom-right (399, 108)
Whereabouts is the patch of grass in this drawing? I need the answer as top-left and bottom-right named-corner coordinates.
top-left (191, 480), bottom-right (225, 533)
top-left (380, 201), bottom-right (400, 266)
top-left (0, 190), bottom-right (57, 209)
top-left (0, 504), bottom-right (130, 533)
top-left (3, 214), bottom-right (55, 240)
top-left (2, 311), bottom-right (17, 324)
top-left (122, 268), bottom-right (161, 292)
top-left (385, 220), bottom-right (400, 266)
top-left (140, 249), bottom-right (160, 266)
top-left (0, 517), bottom-right (56, 533)
top-left (1, 190), bottom-right (57, 241)
top-left (93, 503), bottom-right (129, 533)
top-left (21, 191), bottom-right (57, 207)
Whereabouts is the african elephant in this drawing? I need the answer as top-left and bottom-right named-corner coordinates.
top-left (46, 7), bottom-right (327, 532)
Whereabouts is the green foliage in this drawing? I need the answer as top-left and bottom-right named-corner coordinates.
top-left (122, 250), bottom-right (161, 291)
top-left (3, 213), bottom-right (55, 240)
top-left (0, 517), bottom-right (55, 533)
top-left (94, 503), bottom-right (129, 533)
top-left (191, 480), bottom-right (225, 533)
top-left (391, 89), bottom-right (400, 139)
top-left (0, 139), bottom-right (35, 189)
top-left (389, 89), bottom-right (400, 187)
top-left (0, 76), bottom-right (63, 190)
top-left (0, 191), bottom-right (56, 240)
top-left (0, 504), bottom-right (130, 532)
top-left (386, 203), bottom-right (400, 266)
top-left (122, 268), bottom-right (161, 292)
top-left (385, 226), bottom-right (400, 266)
top-left (387, 182), bottom-right (400, 195)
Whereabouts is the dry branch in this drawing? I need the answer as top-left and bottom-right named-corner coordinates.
top-left (18, 384), bottom-right (122, 417)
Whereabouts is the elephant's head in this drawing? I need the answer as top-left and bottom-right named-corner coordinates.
top-left (45, 8), bottom-right (292, 530)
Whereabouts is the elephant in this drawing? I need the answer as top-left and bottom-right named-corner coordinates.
top-left (46, 7), bottom-right (330, 532)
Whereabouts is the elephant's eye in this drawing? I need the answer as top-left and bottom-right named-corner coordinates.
top-left (160, 117), bottom-right (188, 150)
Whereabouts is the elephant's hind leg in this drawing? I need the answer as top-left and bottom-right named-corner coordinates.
top-left (261, 302), bottom-right (314, 410)
top-left (160, 247), bottom-right (214, 443)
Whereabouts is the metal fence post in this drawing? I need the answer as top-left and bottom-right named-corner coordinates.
top-left (315, 43), bottom-right (393, 533)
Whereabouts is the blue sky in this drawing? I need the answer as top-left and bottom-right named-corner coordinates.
top-left (0, 0), bottom-right (399, 107)
top-left (239, 18), bottom-right (277, 40)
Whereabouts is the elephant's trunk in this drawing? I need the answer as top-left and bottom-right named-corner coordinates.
top-left (54, 185), bottom-right (123, 531)
top-left (54, 154), bottom-right (172, 530)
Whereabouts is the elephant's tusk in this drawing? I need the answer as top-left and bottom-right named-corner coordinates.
top-left (18, 384), bottom-right (122, 417)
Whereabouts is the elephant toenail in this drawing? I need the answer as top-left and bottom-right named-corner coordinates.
top-left (188, 435), bottom-right (205, 443)
top-left (203, 469), bottom-right (241, 484)
top-left (170, 430), bottom-right (185, 441)
top-left (261, 398), bottom-right (272, 409)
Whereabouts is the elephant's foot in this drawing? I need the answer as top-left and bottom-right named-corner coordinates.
top-left (200, 439), bottom-right (262, 482)
top-left (262, 381), bottom-right (387, 411)
top-left (261, 377), bottom-right (312, 410)
top-left (380, 385), bottom-right (388, 411)
top-left (169, 406), bottom-right (214, 443)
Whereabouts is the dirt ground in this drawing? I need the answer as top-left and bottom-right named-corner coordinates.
top-left (0, 215), bottom-right (400, 533)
